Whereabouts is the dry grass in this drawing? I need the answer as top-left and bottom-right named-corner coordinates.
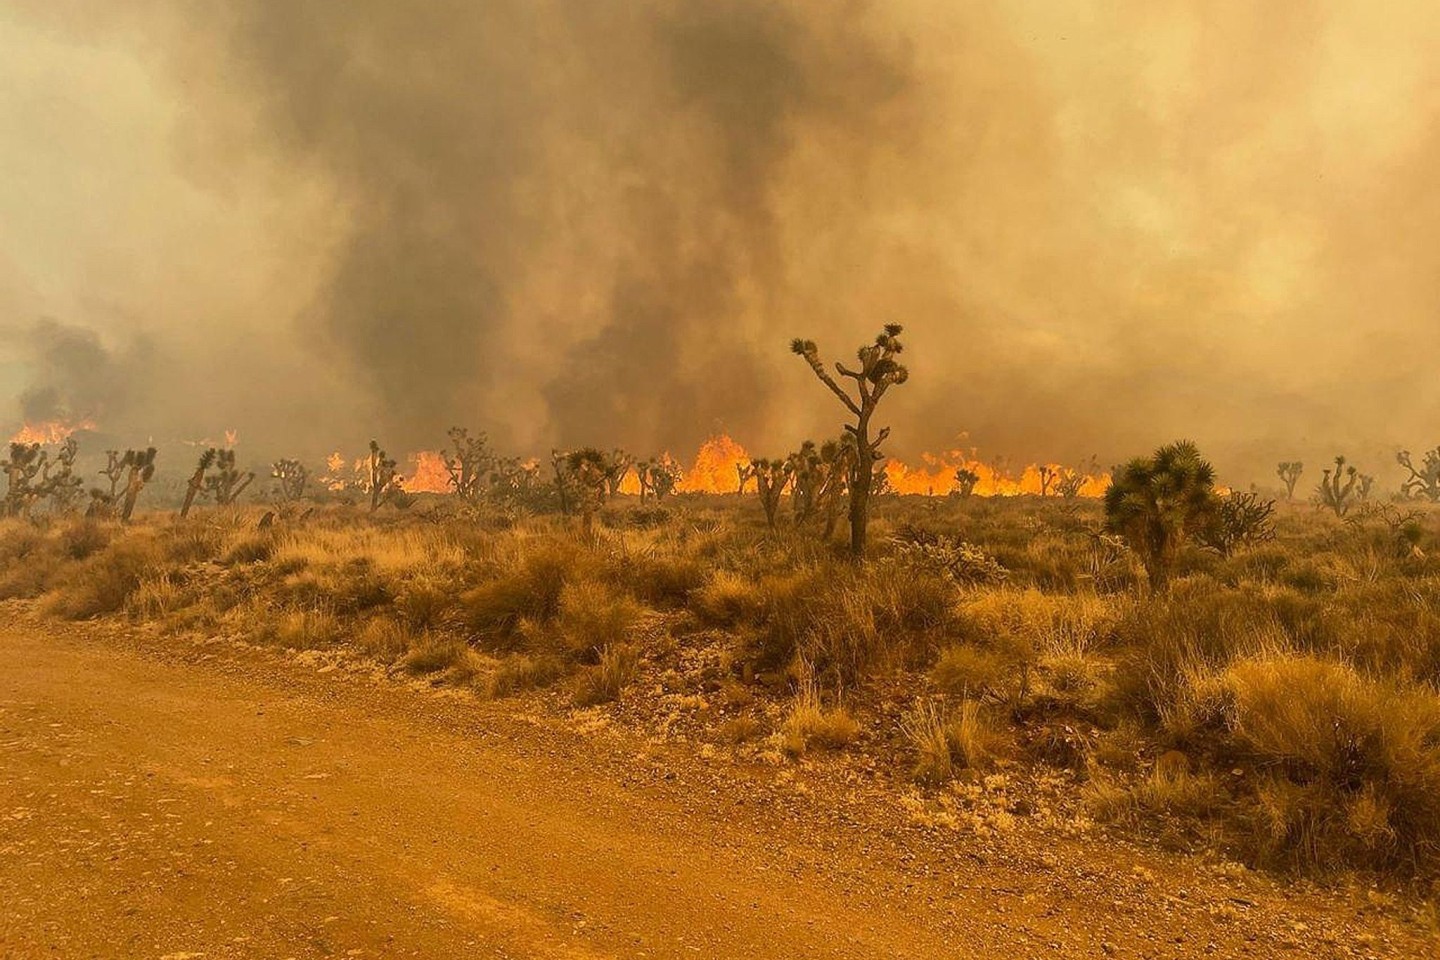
top-left (1, 495), bottom-right (1438, 881)
top-left (572, 644), bottom-right (641, 706)
top-left (901, 698), bottom-right (1006, 783)
top-left (779, 683), bottom-right (859, 757)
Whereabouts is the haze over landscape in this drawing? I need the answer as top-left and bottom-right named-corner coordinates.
top-left (2, 1), bottom-right (1437, 481)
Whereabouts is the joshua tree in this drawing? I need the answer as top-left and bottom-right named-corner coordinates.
top-left (180, 448), bottom-right (217, 518)
top-left (556, 448), bottom-right (610, 535)
top-left (119, 448), bottom-right (158, 522)
top-left (603, 449), bottom-right (633, 498)
top-left (1317, 456), bottom-right (1359, 517)
top-left (788, 441), bottom-right (823, 524)
top-left (791, 323), bottom-right (909, 560)
top-left (1055, 468), bottom-right (1084, 499)
top-left (442, 427), bottom-right (494, 502)
top-left (1397, 448), bottom-right (1440, 503)
top-left (271, 458), bottom-right (310, 503)
top-left (1276, 461), bottom-right (1304, 499)
top-left (752, 457), bottom-right (792, 530)
top-left (636, 456), bottom-right (681, 503)
top-left (1356, 473), bottom-right (1376, 502)
top-left (99, 450), bottom-right (126, 501)
top-left (1037, 464), bottom-right (1057, 497)
top-left (1103, 440), bottom-right (1219, 590)
top-left (952, 467), bottom-right (979, 498)
top-left (42, 438), bottom-right (83, 513)
top-left (365, 440), bottom-right (402, 512)
top-left (736, 460), bottom-right (757, 495)
top-left (2, 442), bottom-right (46, 517)
top-left (204, 449), bottom-right (254, 506)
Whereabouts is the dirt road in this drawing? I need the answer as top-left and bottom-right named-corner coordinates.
top-left (0, 621), bottom-right (1429, 959)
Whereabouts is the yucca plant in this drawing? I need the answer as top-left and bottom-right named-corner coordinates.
top-left (1103, 440), bottom-right (1219, 589)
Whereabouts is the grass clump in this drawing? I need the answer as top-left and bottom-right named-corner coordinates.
top-left (901, 698), bottom-right (1005, 783)
top-left (779, 683), bottom-right (858, 757)
top-left (572, 643), bottom-right (641, 706)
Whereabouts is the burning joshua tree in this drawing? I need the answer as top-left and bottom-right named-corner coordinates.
top-left (365, 440), bottom-right (403, 512)
top-left (271, 458), bottom-right (310, 503)
top-left (791, 323), bottom-right (909, 560)
top-left (636, 457), bottom-right (681, 503)
top-left (442, 427), bottom-right (494, 502)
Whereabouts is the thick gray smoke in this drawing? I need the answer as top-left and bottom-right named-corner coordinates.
top-left (1, 2), bottom-right (1438, 485)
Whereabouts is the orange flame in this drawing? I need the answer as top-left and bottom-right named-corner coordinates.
top-left (884, 450), bottom-right (1109, 497)
top-left (406, 450), bottom-right (450, 493)
top-left (10, 419), bottom-right (96, 445)
top-left (388, 433), bottom-right (1108, 500)
top-left (676, 434), bottom-right (751, 493)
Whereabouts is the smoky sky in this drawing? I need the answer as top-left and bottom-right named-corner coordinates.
top-left (1, 1), bottom-right (1437, 483)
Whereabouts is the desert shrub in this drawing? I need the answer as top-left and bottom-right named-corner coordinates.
top-left (901, 698), bottom-right (1004, 783)
top-left (394, 574), bottom-right (459, 630)
top-left (931, 644), bottom-right (1011, 701)
top-left (324, 559), bottom-right (394, 614)
top-left (1087, 758), bottom-right (1226, 826)
top-left (56, 519), bottom-right (111, 561)
top-left (265, 608), bottom-right (341, 650)
top-left (44, 537), bottom-right (165, 619)
top-left (356, 617), bottom-right (411, 660)
top-left (619, 552), bottom-right (705, 607)
top-left (487, 653), bottom-right (566, 698)
top-left (1110, 583), bottom-right (1277, 726)
top-left (127, 572), bottom-right (185, 619)
top-left (554, 580), bottom-right (642, 663)
top-left (779, 683), bottom-right (858, 756)
top-left (1194, 653), bottom-right (1440, 874)
top-left (717, 715), bottom-right (763, 743)
top-left (691, 569), bottom-right (765, 627)
top-left (457, 540), bottom-right (589, 646)
top-left (572, 643), bottom-right (640, 706)
top-left (402, 634), bottom-right (472, 675)
top-left (221, 531), bottom-right (277, 565)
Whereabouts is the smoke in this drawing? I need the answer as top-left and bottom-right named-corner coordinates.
top-left (5, 318), bottom-right (153, 426)
top-left (1, 1), bottom-right (1437, 483)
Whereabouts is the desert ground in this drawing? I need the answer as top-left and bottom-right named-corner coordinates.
top-left (1, 489), bottom-right (1439, 958)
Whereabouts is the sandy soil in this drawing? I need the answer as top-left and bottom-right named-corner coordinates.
top-left (0, 618), bottom-right (1431, 959)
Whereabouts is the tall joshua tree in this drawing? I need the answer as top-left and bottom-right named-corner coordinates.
top-left (1103, 440), bottom-right (1219, 590)
top-left (1317, 456), bottom-right (1359, 517)
top-left (119, 448), bottom-right (157, 522)
top-left (791, 323), bottom-right (908, 560)
top-left (442, 427), bottom-right (493, 502)
top-left (1276, 461), bottom-right (1304, 499)
top-left (366, 440), bottom-right (402, 512)
top-left (205, 449), bottom-right (254, 506)
top-left (557, 448), bottom-right (610, 535)
top-left (181, 448), bottom-right (217, 518)
top-left (2, 442), bottom-right (46, 517)
top-left (953, 467), bottom-right (979, 498)
top-left (736, 460), bottom-right (757, 495)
